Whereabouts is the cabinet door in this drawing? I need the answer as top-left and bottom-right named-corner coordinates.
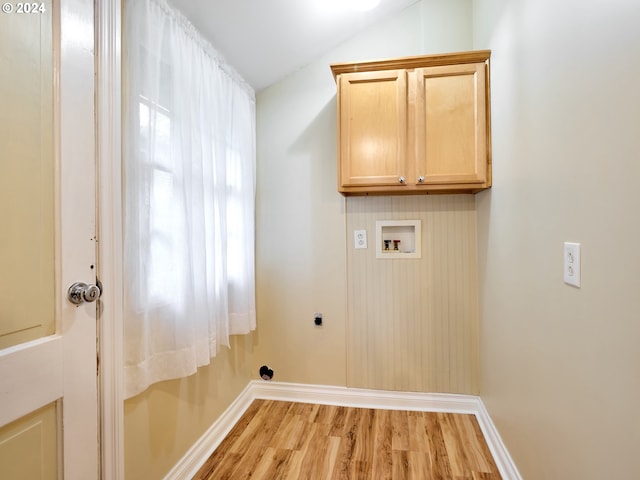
top-left (414, 63), bottom-right (488, 186)
top-left (338, 70), bottom-right (407, 188)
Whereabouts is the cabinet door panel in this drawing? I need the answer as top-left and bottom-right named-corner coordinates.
top-left (338, 70), bottom-right (407, 188)
top-left (415, 63), bottom-right (487, 185)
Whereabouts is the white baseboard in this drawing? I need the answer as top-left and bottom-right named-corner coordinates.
top-left (474, 397), bottom-right (523, 480)
top-left (250, 380), bottom-right (481, 413)
top-left (164, 381), bottom-right (521, 480)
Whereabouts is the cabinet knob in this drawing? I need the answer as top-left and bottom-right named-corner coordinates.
top-left (399, 176), bottom-right (406, 184)
top-left (417, 176), bottom-right (425, 183)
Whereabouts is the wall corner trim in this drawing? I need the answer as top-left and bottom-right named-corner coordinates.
top-left (163, 381), bottom-right (522, 480)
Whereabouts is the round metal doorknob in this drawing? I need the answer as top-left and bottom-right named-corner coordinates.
top-left (417, 176), bottom-right (425, 183)
top-left (398, 176), bottom-right (406, 184)
top-left (68, 282), bottom-right (102, 305)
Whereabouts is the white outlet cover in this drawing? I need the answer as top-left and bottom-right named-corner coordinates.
top-left (354, 229), bottom-right (367, 249)
top-left (563, 242), bottom-right (581, 287)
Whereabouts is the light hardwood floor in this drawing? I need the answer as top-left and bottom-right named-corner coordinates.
top-left (193, 399), bottom-right (501, 479)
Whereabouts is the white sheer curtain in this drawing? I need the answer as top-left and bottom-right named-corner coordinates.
top-left (123, 0), bottom-right (256, 399)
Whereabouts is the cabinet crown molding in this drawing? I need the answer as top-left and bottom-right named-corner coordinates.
top-left (330, 50), bottom-right (491, 80)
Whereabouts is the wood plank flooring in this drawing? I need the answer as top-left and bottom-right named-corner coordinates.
top-left (193, 400), bottom-right (501, 479)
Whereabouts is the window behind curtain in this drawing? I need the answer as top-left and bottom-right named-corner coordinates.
top-left (123, 0), bottom-right (256, 399)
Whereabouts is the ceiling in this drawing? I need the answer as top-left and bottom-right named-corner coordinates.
top-left (167, 0), bottom-right (420, 91)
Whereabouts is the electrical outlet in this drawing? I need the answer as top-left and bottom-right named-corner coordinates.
top-left (563, 242), bottom-right (581, 287)
top-left (354, 229), bottom-right (367, 249)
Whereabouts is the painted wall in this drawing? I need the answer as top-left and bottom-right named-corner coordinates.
top-left (473, 0), bottom-right (640, 478)
top-left (254, 0), bottom-right (473, 386)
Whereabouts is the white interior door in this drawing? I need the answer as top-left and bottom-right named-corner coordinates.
top-left (0, 0), bottom-right (98, 479)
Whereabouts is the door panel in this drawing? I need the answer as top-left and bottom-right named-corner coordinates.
top-left (0, 403), bottom-right (58, 480)
top-left (0, 0), bottom-right (55, 350)
top-left (0, 0), bottom-right (98, 478)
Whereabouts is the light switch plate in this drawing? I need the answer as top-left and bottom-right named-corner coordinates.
top-left (354, 229), bottom-right (367, 249)
top-left (563, 242), bottom-right (581, 287)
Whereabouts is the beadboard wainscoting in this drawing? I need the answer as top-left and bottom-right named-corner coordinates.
top-left (346, 195), bottom-right (479, 394)
top-left (163, 381), bottom-right (521, 480)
